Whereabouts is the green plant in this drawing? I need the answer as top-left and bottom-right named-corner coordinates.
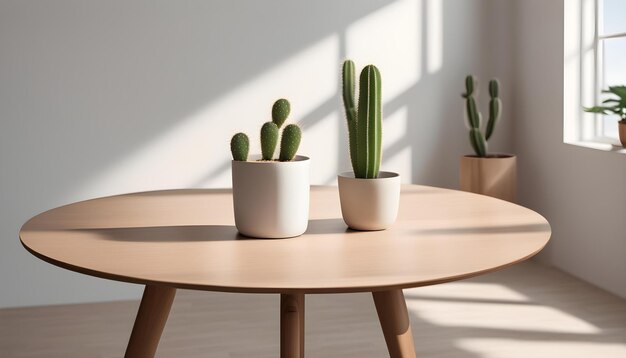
top-left (230, 98), bottom-right (302, 161)
top-left (584, 85), bottom-right (626, 123)
top-left (462, 75), bottom-right (502, 157)
top-left (272, 98), bottom-right (291, 128)
top-left (260, 121), bottom-right (279, 160)
top-left (279, 124), bottom-right (302, 161)
top-left (230, 132), bottom-right (249, 161)
top-left (342, 60), bottom-right (382, 179)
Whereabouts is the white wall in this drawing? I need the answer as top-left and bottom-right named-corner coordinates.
top-left (0, 0), bottom-right (513, 308)
top-left (512, 0), bottom-right (626, 298)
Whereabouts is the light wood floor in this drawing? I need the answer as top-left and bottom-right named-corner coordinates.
top-left (2, 261), bottom-right (626, 357)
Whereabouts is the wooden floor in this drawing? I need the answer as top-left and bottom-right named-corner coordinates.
top-left (2, 261), bottom-right (626, 357)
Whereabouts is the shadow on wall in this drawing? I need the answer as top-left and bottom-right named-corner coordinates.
top-left (0, 0), bottom-right (510, 307)
top-left (1, 0), bottom-right (502, 202)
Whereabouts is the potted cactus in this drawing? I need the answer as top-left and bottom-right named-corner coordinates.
top-left (338, 60), bottom-right (400, 231)
top-left (459, 75), bottom-right (516, 202)
top-left (584, 85), bottom-right (626, 147)
top-left (230, 99), bottom-right (310, 238)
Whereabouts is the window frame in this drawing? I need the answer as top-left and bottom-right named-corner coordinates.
top-left (591, 0), bottom-right (626, 143)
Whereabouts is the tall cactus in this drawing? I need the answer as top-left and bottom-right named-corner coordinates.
top-left (230, 132), bottom-right (249, 161)
top-left (462, 75), bottom-right (502, 157)
top-left (342, 61), bottom-right (382, 179)
top-left (342, 60), bottom-right (358, 171)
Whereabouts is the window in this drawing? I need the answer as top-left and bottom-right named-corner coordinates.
top-left (564, 0), bottom-right (626, 149)
top-left (595, 0), bottom-right (626, 140)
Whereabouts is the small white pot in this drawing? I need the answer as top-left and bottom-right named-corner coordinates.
top-left (337, 171), bottom-right (401, 231)
top-left (232, 155), bottom-right (310, 238)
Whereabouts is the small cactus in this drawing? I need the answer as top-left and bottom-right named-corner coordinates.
top-left (485, 79), bottom-right (501, 140)
top-left (229, 99), bottom-right (302, 162)
top-left (342, 60), bottom-right (382, 179)
top-left (230, 132), bottom-right (249, 161)
top-left (260, 121), bottom-right (279, 160)
top-left (279, 124), bottom-right (302, 161)
top-left (272, 98), bottom-right (290, 128)
top-left (462, 75), bottom-right (502, 157)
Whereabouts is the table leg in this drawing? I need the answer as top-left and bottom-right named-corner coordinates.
top-left (125, 285), bottom-right (177, 358)
top-left (280, 293), bottom-right (305, 358)
top-left (372, 289), bottom-right (416, 358)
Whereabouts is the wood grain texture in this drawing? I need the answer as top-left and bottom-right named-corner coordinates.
top-left (19, 185), bottom-right (550, 293)
top-left (460, 155), bottom-right (517, 202)
top-left (372, 289), bottom-right (416, 358)
top-left (124, 285), bottom-right (176, 358)
top-left (281, 294), bottom-right (304, 358)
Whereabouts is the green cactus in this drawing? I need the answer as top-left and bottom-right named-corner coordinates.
top-left (230, 132), bottom-right (249, 161)
top-left (260, 121), bottom-right (279, 160)
top-left (485, 79), bottom-right (501, 140)
top-left (341, 61), bottom-right (383, 179)
top-left (228, 98), bottom-right (302, 162)
top-left (279, 124), bottom-right (302, 161)
top-left (462, 75), bottom-right (502, 157)
top-left (342, 60), bottom-right (358, 172)
top-left (272, 98), bottom-right (290, 128)
top-left (469, 128), bottom-right (487, 157)
top-left (464, 75), bottom-right (475, 96)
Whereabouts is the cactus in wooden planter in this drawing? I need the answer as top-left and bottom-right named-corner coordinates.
top-left (462, 75), bottom-right (502, 157)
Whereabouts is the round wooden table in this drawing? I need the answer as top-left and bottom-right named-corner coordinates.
top-left (20, 185), bottom-right (550, 358)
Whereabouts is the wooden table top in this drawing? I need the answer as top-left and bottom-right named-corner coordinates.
top-left (20, 185), bottom-right (550, 294)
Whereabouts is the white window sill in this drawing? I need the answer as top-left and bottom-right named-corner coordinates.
top-left (566, 140), bottom-right (626, 154)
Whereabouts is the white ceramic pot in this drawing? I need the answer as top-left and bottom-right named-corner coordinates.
top-left (232, 155), bottom-right (310, 238)
top-left (337, 171), bottom-right (401, 231)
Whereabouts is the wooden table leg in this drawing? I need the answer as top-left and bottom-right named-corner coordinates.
top-left (372, 289), bottom-right (416, 358)
top-left (280, 293), bottom-right (305, 358)
top-left (125, 285), bottom-right (177, 358)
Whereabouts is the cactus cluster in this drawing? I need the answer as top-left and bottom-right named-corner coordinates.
top-left (342, 60), bottom-right (383, 179)
top-left (462, 75), bottom-right (501, 157)
top-left (230, 99), bottom-right (302, 162)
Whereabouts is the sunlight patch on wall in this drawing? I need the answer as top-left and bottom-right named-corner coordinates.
top-left (456, 339), bottom-right (626, 358)
top-left (580, 0), bottom-right (596, 141)
top-left (299, 111), bottom-right (340, 184)
top-left (345, 0), bottom-right (421, 102)
top-left (426, 0), bottom-right (443, 74)
top-left (73, 35), bottom-right (340, 198)
top-left (406, 299), bottom-right (600, 334)
top-left (381, 106), bottom-right (411, 183)
top-left (563, 0), bottom-right (582, 142)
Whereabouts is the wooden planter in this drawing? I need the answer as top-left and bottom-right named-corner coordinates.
top-left (619, 122), bottom-right (626, 147)
top-left (460, 155), bottom-right (516, 202)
